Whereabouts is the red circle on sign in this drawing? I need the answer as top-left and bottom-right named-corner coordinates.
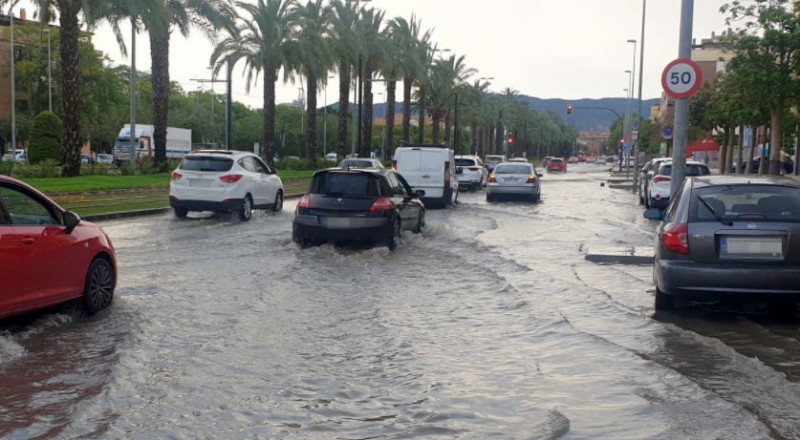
top-left (661, 58), bottom-right (703, 99)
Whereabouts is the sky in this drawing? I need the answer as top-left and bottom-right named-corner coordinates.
top-left (16, 0), bottom-right (734, 109)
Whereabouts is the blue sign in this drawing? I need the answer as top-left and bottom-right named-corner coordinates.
top-left (663, 126), bottom-right (673, 139)
top-left (623, 145), bottom-right (630, 154)
top-left (632, 119), bottom-right (640, 130)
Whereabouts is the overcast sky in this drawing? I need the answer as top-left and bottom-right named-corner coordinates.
top-left (19, 0), bottom-right (734, 109)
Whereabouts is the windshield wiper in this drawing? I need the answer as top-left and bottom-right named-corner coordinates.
top-left (698, 197), bottom-right (733, 226)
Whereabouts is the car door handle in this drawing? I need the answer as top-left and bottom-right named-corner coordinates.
top-left (22, 237), bottom-right (34, 245)
top-left (422, 174), bottom-right (430, 178)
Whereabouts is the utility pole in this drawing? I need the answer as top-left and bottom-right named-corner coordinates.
top-left (129, 19), bottom-right (137, 168)
top-left (671, 0), bottom-right (693, 198)
top-left (357, 54), bottom-right (363, 157)
top-left (192, 61), bottom-right (232, 150)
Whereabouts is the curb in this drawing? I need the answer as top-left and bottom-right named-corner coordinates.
top-left (585, 246), bottom-right (654, 265)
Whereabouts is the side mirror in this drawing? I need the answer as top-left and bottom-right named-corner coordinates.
top-left (537, 173), bottom-right (543, 178)
top-left (64, 211), bottom-right (81, 234)
top-left (643, 208), bottom-right (664, 220)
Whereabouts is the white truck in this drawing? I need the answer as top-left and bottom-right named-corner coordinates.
top-left (113, 124), bottom-right (192, 164)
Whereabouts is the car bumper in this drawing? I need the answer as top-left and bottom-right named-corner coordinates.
top-left (655, 259), bottom-right (800, 299)
top-left (170, 197), bottom-right (243, 212)
top-left (487, 184), bottom-right (538, 195)
top-left (293, 214), bottom-right (392, 242)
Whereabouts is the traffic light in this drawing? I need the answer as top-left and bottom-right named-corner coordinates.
top-left (507, 134), bottom-right (515, 145)
top-left (566, 104), bottom-right (573, 115)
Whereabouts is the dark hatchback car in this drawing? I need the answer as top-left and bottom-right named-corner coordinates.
top-left (292, 168), bottom-right (425, 250)
top-left (646, 175), bottom-right (800, 311)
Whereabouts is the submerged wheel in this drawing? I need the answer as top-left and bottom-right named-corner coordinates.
top-left (654, 287), bottom-right (674, 311)
top-left (387, 218), bottom-right (401, 250)
top-left (239, 195), bottom-right (253, 221)
top-left (412, 211), bottom-right (425, 234)
top-left (174, 207), bottom-right (188, 219)
top-left (486, 193), bottom-right (493, 202)
top-left (83, 258), bottom-right (115, 315)
top-left (273, 190), bottom-right (284, 213)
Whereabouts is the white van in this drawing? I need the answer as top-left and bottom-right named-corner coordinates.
top-left (392, 145), bottom-right (458, 208)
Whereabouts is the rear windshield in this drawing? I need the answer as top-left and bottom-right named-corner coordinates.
top-left (659, 164), bottom-right (709, 176)
top-left (485, 156), bottom-right (504, 162)
top-left (455, 158), bottom-right (476, 166)
top-left (179, 156), bottom-right (233, 172)
top-left (311, 172), bottom-right (380, 196)
top-left (494, 164), bottom-right (532, 174)
top-left (339, 159), bottom-right (377, 168)
top-left (691, 185), bottom-right (800, 222)
top-left (549, 159), bottom-right (564, 164)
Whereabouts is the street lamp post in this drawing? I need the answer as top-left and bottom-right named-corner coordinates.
top-left (9, 6), bottom-right (16, 162)
top-left (634, 2), bottom-right (647, 195)
top-left (43, 28), bottom-right (52, 113)
top-left (324, 75), bottom-right (334, 159)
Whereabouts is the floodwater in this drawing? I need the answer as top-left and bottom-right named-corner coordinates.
top-left (2, 164), bottom-right (800, 439)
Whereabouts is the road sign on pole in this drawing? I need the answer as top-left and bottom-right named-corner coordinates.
top-left (632, 119), bottom-right (640, 131)
top-left (663, 126), bottom-right (673, 139)
top-left (661, 58), bottom-right (702, 99)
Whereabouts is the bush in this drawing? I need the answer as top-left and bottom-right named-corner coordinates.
top-left (28, 111), bottom-right (63, 164)
top-left (1, 159), bottom-right (62, 178)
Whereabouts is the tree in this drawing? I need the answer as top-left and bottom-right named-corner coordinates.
top-left (353, 5), bottom-right (385, 158)
top-left (388, 15), bottom-right (432, 146)
top-left (329, 0), bottom-right (361, 159)
top-left (28, 111), bottom-right (62, 163)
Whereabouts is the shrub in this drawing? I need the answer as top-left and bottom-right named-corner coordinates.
top-left (28, 111), bottom-right (63, 164)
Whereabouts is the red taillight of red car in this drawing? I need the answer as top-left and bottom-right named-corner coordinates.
top-left (297, 194), bottom-right (311, 209)
top-left (392, 160), bottom-right (397, 171)
top-left (527, 175), bottom-right (537, 184)
top-left (171, 171), bottom-right (183, 181)
top-left (653, 175), bottom-right (672, 183)
top-left (370, 197), bottom-right (394, 212)
top-left (219, 174), bottom-right (244, 183)
top-left (663, 223), bottom-right (689, 254)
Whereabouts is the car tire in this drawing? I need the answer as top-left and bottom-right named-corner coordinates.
top-left (239, 195), bottom-right (253, 221)
top-left (83, 258), bottom-right (115, 315)
top-left (486, 193), bottom-right (493, 202)
top-left (174, 207), bottom-right (188, 219)
top-left (532, 192), bottom-right (540, 203)
top-left (412, 210), bottom-right (424, 234)
top-left (272, 190), bottom-right (284, 213)
top-left (387, 218), bottom-right (401, 250)
top-left (654, 287), bottom-right (674, 311)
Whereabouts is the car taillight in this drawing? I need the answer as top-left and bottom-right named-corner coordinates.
top-left (444, 162), bottom-right (450, 187)
top-left (219, 174), bottom-right (243, 183)
top-left (171, 171), bottom-right (182, 181)
top-left (527, 175), bottom-right (537, 183)
top-left (468, 167), bottom-right (479, 171)
top-left (653, 175), bottom-right (671, 183)
top-left (489, 175), bottom-right (496, 183)
top-left (663, 223), bottom-right (689, 254)
top-left (297, 194), bottom-right (310, 209)
top-left (392, 160), bottom-right (397, 171)
top-left (370, 197), bottom-right (394, 212)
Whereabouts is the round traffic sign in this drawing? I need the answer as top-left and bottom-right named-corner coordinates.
top-left (661, 58), bottom-right (703, 99)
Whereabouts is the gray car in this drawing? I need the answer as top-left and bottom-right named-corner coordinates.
top-left (646, 175), bottom-right (800, 311)
top-left (486, 162), bottom-right (542, 203)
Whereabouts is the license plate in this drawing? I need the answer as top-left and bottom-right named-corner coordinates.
top-left (324, 217), bottom-right (351, 228)
top-left (503, 177), bottom-right (518, 182)
top-left (720, 236), bottom-right (783, 259)
top-left (189, 179), bottom-right (213, 187)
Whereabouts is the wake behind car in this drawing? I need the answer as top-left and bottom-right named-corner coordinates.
top-left (169, 150), bottom-right (284, 221)
top-left (646, 175), bottom-right (800, 311)
top-left (292, 168), bottom-right (425, 250)
top-left (455, 155), bottom-right (488, 191)
top-left (0, 175), bottom-right (116, 319)
top-left (486, 162), bottom-right (542, 202)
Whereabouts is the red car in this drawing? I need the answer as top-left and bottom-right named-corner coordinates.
top-left (0, 175), bottom-right (116, 319)
top-left (546, 157), bottom-right (567, 172)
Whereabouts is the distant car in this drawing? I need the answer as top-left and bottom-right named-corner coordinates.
top-left (81, 153), bottom-right (95, 164)
top-left (325, 152), bottom-right (338, 162)
top-left (646, 160), bottom-right (710, 209)
top-left (508, 157), bottom-right (528, 163)
top-left (2, 150), bottom-right (26, 163)
top-left (486, 162), bottom-right (542, 203)
top-left (646, 175), bottom-right (800, 311)
top-left (169, 150), bottom-right (284, 221)
top-left (639, 157), bottom-right (672, 204)
top-left (292, 168), bottom-right (425, 250)
top-left (0, 175), bottom-right (117, 319)
top-left (338, 158), bottom-right (384, 169)
top-left (455, 155), bottom-right (488, 191)
top-left (96, 153), bottom-right (114, 164)
top-left (484, 154), bottom-right (507, 172)
top-left (568, 156), bottom-right (579, 164)
top-left (542, 156), bottom-right (554, 168)
top-left (546, 157), bottom-right (567, 172)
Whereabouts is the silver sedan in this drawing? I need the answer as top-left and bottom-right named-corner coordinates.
top-left (486, 162), bottom-right (542, 203)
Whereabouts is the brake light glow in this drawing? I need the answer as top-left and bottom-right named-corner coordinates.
top-left (489, 175), bottom-right (496, 183)
top-left (297, 194), bottom-right (310, 209)
top-left (219, 174), bottom-right (244, 183)
top-left (653, 175), bottom-right (671, 183)
top-left (370, 197), bottom-right (394, 212)
top-left (444, 162), bottom-right (451, 187)
top-left (663, 223), bottom-right (689, 254)
top-left (392, 160), bottom-right (397, 171)
top-left (527, 175), bottom-right (537, 183)
top-left (171, 171), bottom-right (183, 181)
top-left (468, 167), bottom-right (479, 171)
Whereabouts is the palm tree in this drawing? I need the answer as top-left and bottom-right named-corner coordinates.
top-left (210, 0), bottom-right (293, 166)
top-left (354, 5), bottom-right (385, 158)
top-left (426, 54), bottom-right (474, 145)
top-left (387, 15), bottom-right (431, 145)
top-left (329, 0), bottom-right (361, 159)
top-left (288, 0), bottom-right (332, 168)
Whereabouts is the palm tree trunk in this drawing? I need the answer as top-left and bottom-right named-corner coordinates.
top-left (337, 63), bottom-right (351, 158)
top-left (385, 79), bottom-right (396, 160)
top-left (725, 125), bottom-right (735, 174)
top-left (263, 69), bottom-right (278, 166)
top-left (736, 124), bottom-right (744, 175)
top-left (769, 108), bottom-right (783, 175)
top-left (402, 77), bottom-right (412, 143)
top-left (719, 128), bottom-right (728, 175)
top-left (432, 111), bottom-right (442, 144)
top-left (443, 112), bottom-right (451, 146)
top-left (150, 31), bottom-right (170, 168)
top-left (307, 77), bottom-right (318, 168)
top-left (59, 12), bottom-right (82, 177)
top-left (362, 73), bottom-right (373, 158)
top-left (417, 86), bottom-right (426, 143)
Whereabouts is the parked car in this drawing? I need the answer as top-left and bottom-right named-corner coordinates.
top-left (393, 144), bottom-right (458, 208)
top-left (508, 157), bottom-right (528, 163)
top-left (639, 157), bottom-right (672, 204)
top-left (325, 152), bottom-right (338, 162)
top-left (169, 150), bottom-right (284, 221)
top-left (96, 153), bottom-right (114, 164)
top-left (81, 153), bottom-right (95, 164)
top-left (484, 154), bottom-right (507, 172)
top-left (2, 150), bottom-right (26, 163)
top-left (645, 175), bottom-right (800, 311)
top-left (646, 160), bottom-right (710, 209)
top-left (486, 162), bottom-right (543, 203)
top-left (546, 157), bottom-right (567, 172)
top-left (455, 155), bottom-right (488, 191)
top-left (0, 175), bottom-right (117, 319)
top-left (292, 168), bottom-right (425, 250)
top-left (338, 158), bottom-right (384, 169)
top-left (736, 157), bottom-right (795, 174)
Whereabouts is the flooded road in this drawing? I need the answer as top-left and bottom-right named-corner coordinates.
top-left (3, 165), bottom-right (800, 439)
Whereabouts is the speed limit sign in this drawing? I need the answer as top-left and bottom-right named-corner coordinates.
top-left (661, 58), bottom-right (703, 99)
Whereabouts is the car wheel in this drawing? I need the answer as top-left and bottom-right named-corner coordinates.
top-left (532, 192), bottom-right (540, 203)
top-left (83, 258), bottom-right (115, 315)
top-left (645, 195), bottom-right (651, 209)
top-left (272, 190), bottom-right (284, 213)
top-left (412, 210), bottom-right (424, 234)
top-left (174, 207), bottom-right (188, 219)
top-left (239, 195), bottom-right (253, 221)
top-left (486, 193), bottom-right (493, 202)
top-left (654, 287), bottom-right (674, 311)
top-left (387, 218), bottom-right (401, 250)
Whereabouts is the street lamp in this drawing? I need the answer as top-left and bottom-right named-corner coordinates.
top-left (324, 75), bottom-right (334, 158)
top-left (9, 6), bottom-right (16, 161)
top-left (43, 28), bottom-right (52, 113)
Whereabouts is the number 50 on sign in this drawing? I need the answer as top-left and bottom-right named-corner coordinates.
top-left (661, 58), bottom-right (703, 100)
